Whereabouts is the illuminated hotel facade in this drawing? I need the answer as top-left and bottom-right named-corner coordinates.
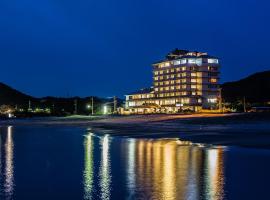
top-left (125, 49), bottom-right (220, 114)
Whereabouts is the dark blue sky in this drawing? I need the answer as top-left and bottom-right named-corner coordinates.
top-left (0, 0), bottom-right (269, 97)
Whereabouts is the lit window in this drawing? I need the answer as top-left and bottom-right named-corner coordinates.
top-left (196, 58), bottom-right (202, 65)
top-left (191, 73), bottom-right (197, 77)
top-left (191, 79), bottom-right (197, 83)
top-left (188, 59), bottom-right (196, 64)
top-left (191, 85), bottom-right (196, 89)
top-left (181, 59), bottom-right (187, 64)
top-left (192, 92), bottom-right (196, 95)
top-left (208, 98), bottom-right (217, 103)
top-left (208, 59), bottom-right (219, 64)
top-left (210, 78), bottom-right (217, 83)
top-left (165, 62), bottom-right (170, 67)
top-left (182, 67), bottom-right (186, 71)
top-left (174, 60), bottom-right (181, 65)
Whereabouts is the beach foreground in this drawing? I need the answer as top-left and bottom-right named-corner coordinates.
top-left (1, 113), bottom-right (270, 147)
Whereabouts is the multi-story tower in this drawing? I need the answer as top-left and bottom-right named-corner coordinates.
top-left (125, 49), bottom-right (220, 114)
top-left (152, 49), bottom-right (220, 112)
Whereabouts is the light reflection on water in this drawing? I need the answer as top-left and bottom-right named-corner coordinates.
top-left (84, 133), bottom-right (94, 200)
top-left (99, 135), bottom-right (111, 200)
top-left (83, 132), bottom-right (225, 200)
top-left (0, 126), bottom-right (14, 200)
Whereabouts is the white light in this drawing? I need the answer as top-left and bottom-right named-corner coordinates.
top-left (103, 106), bottom-right (107, 115)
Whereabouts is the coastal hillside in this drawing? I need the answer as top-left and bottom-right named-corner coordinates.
top-left (0, 82), bottom-right (122, 115)
top-left (221, 70), bottom-right (270, 103)
top-left (0, 82), bottom-right (35, 106)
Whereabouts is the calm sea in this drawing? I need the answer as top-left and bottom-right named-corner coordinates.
top-left (0, 125), bottom-right (270, 200)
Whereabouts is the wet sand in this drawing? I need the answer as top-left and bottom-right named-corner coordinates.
top-left (1, 113), bottom-right (270, 148)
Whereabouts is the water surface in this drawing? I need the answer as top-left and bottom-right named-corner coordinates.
top-left (0, 125), bottom-right (269, 200)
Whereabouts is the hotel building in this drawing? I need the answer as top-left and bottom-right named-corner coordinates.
top-left (125, 49), bottom-right (220, 114)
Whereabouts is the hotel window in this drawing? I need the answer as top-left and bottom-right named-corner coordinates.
top-left (210, 78), bottom-right (217, 83)
top-left (165, 81), bottom-right (169, 85)
top-left (171, 69), bottom-right (175, 73)
top-left (208, 66), bottom-right (218, 71)
top-left (160, 76), bottom-right (164, 80)
top-left (165, 87), bottom-right (169, 91)
top-left (191, 79), bottom-right (197, 83)
top-left (207, 98), bottom-right (217, 103)
top-left (177, 74), bottom-right (181, 78)
top-left (155, 88), bottom-right (158, 91)
top-left (154, 77), bottom-right (158, 81)
top-left (192, 92), bottom-right (196, 95)
top-left (182, 72), bottom-right (187, 77)
top-left (170, 80), bottom-right (175, 84)
top-left (176, 68), bottom-right (180, 72)
top-left (174, 60), bottom-right (181, 65)
top-left (182, 92), bottom-right (187, 95)
top-left (182, 98), bottom-right (189, 104)
top-left (182, 85), bottom-right (187, 89)
top-left (176, 80), bottom-right (180, 84)
top-left (181, 59), bottom-right (187, 64)
top-left (160, 82), bottom-right (164, 86)
top-left (182, 66), bottom-right (186, 71)
top-left (160, 63), bottom-right (165, 68)
top-left (196, 58), bottom-right (202, 65)
top-left (188, 59), bottom-right (196, 64)
top-left (191, 73), bottom-right (197, 77)
top-left (154, 71), bottom-right (159, 75)
top-left (171, 86), bottom-right (175, 90)
top-left (165, 62), bottom-right (170, 67)
top-left (176, 86), bottom-right (180, 89)
top-left (129, 102), bottom-right (136, 107)
top-left (160, 71), bottom-right (163, 74)
top-left (182, 79), bottom-right (187, 83)
top-left (191, 85), bottom-right (196, 89)
top-left (171, 75), bottom-right (175, 78)
top-left (198, 99), bottom-right (202, 103)
top-left (208, 59), bottom-right (218, 64)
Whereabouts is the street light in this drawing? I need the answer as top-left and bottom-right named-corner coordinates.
top-left (103, 105), bottom-right (107, 115)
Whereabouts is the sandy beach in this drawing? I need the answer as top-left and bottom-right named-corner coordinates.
top-left (1, 113), bottom-right (270, 147)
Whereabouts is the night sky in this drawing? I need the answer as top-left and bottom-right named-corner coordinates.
top-left (0, 0), bottom-right (269, 98)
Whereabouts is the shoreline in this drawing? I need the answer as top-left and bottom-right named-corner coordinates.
top-left (0, 113), bottom-right (241, 126)
top-left (0, 112), bottom-right (270, 148)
